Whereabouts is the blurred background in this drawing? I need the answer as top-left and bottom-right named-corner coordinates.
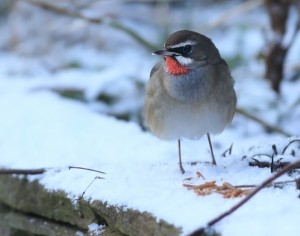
top-left (0, 0), bottom-right (299, 140)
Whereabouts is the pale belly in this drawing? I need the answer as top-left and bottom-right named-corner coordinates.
top-left (147, 99), bottom-right (231, 140)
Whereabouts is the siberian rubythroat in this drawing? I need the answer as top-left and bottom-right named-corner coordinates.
top-left (144, 30), bottom-right (236, 174)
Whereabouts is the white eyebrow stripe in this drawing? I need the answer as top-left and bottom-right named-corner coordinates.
top-left (170, 40), bottom-right (196, 48)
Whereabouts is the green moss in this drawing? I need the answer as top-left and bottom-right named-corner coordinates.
top-left (52, 88), bottom-right (86, 102)
top-left (64, 61), bottom-right (82, 69)
top-left (96, 93), bottom-right (119, 105)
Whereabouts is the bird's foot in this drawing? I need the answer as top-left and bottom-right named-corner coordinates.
top-left (179, 164), bottom-right (185, 174)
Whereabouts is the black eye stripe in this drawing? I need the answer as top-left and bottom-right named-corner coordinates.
top-left (168, 45), bottom-right (192, 56)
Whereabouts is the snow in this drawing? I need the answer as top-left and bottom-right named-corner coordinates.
top-left (88, 223), bottom-right (105, 235)
top-left (0, 1), bottom-right (300, 236)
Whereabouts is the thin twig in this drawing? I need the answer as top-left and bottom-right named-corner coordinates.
top-left (282, 139), bottom-right (300, 154)
top-left (0, 166), bottom-right (106, 175)
top-left (189, 158), bottom-right (300, 236)
top-left (24, 0), bottom-right (157, 51)
top-left (69, 166), bottom-right (106, 175)
top-left (0, 168), bottom-right (47, 175)
top-left (109, 20), bottom-right (157, 51)
top-left (205, 0), bottom-right (263, 30)
top-left (251, 153), bottom-right (273, 159)
top-left (234, 179), bottom-right (296, 189)
top-left (236, 108), bottom-right (292, 137)
top-left (222, 143), bottom-right (233, 157)
top-left (26, 0), bottom-right (100, 22)
top-left (248, 160), bottom-right (291, 170)
top-left (78, 176), bottom-right (104, 200)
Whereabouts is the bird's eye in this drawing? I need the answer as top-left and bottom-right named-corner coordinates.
top-left (183, 45), bottom-right (192, 54)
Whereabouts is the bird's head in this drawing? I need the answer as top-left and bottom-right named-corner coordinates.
top-left (153, 30), bottom-right (222, 76)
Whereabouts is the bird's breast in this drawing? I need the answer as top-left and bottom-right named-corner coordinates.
top-left (163, 68), bottom-right (210, 103)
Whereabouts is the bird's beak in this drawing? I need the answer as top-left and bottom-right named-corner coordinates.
top-left (152, 49), bottom-right (180, 56)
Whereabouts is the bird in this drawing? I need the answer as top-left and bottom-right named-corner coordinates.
top-left (144, 30), bottom-right (236, 174)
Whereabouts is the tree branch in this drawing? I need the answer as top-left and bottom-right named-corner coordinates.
top-left (24, 0), bottom-right (157, 51)
top-left (236, 108), bottom-right (292, 137)
top-left (69, 166), bottom-right (106, 175)
top-left (205, 0), bottom-right (263, 30)
top-left (189, 158), bottom-right (300, 236)
top-left (0, 168), bottom-right (47, 175)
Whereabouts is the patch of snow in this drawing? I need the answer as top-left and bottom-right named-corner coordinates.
top-left (88, 223), bottom-right (105, 235)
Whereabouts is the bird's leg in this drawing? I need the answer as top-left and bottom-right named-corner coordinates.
top-left (207, 133), bottom-right (217, 165)
top-left (178, 139), bottom-right (185, 174)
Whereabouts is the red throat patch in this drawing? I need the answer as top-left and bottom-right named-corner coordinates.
top-left (165, 56), bottom-right (189, 76)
